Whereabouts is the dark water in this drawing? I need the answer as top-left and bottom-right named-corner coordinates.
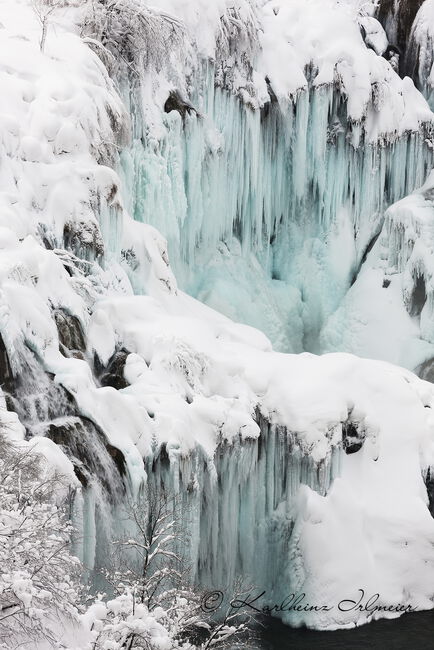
top-left (257, 610), bottom-right (434, 649)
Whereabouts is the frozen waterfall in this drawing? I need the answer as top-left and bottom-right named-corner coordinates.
top-left (119, 44), bottom-right (434, 354)
top-left (3, 0), bottom-right (434, 635)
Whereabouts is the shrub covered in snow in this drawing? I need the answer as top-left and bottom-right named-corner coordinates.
top-left (0, 433), bottom-right (81, 647)
top-left (0, 437), bottom-right (253, 649)
top-left (82, 0), bottom-right (186, 76)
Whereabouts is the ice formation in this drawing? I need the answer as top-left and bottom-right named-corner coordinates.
top-left (118, 0), bottom-right (434, 352)
top-left (2, 0), bottom-right (434, 634)
top-left (320, 170), bottom-right (434, 370)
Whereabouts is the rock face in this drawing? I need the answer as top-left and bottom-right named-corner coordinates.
top-left (54, 309), bottom-right (86, 358)
top-left (1, 339), bottom-right (126, 501)
top-left (63, 220), bottom-right (105, 260)
top-left (342, 421), bottom-right (366, 455)
top-left (47, 417), bottom-right (126, 497)
top-left (417, 358), bottom-right (434, 382)
top-left (164, 90), bottom-right (197, 122)
top-left (409, 274), bottom-right (427, 317)
top-left (95, 349), bottom-right (130, 390)
top-left (425, 467), bottom-right (434, 517)
top-left (378, 0), bottom-right (425, 76)
top-left (0, 334), bottom-right (13, 390)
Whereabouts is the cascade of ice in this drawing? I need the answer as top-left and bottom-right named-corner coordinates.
top-left (320, 164), bottom-right (434, 371)
top-left (145, 414), bottom-right (342, 606)
top-left (120, 68), bottom-right (433, 351)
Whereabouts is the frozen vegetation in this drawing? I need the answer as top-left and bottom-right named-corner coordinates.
top-left (2, 0), bottom-right (434, 645)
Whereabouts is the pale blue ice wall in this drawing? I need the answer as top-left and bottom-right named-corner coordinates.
top-left (120, 70), bottom-right (433, 352)
top-left (145, 417), bottom-right (342, 627)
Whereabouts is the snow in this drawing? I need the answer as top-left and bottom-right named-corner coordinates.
top-left (48, 283), bottom-right (434, 628)
top-left (81, 594), bottom-right (180, 650)
top-left (1, 0), bottom-right (434, 636)
top-left (321, 170), bottom-right (434, 373)
top-left (147, 0), bottom-right (432, 131)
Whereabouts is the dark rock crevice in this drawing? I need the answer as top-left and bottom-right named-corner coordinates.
top-left (261, 76), bottom-right (278, 122)
top-left (409, 274), bottom-right (427, 317)
top-left (0, 333), bottom-right (14, 391)
top-left (342, 420), bottom-right (366, 455)
top-left (94, 348), bottom-right (130, 390)
top-left (350, 229), bottom-right (382, 287)
top-left (377, 0), bottom-right (425, 78)
top-left (54, 308), bottom-right (86, 358)
top-left (424, 467), bottom-right (434, 517)
top-left (3, 345), bottom-right (127, 501)
top-left (46, 417), bottom-right (126, 499)
top-left (63, 220), bottom-right (104, 260)
top-left (164, 90), bottom-right (198, 122)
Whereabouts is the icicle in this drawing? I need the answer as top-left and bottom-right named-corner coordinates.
top-left (119, 73), bottom-right (433, 350)
top-left (145, 418), bottom-right (341, 603)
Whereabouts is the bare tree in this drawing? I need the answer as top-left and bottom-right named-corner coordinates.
top-left (31, 0), bottom-right (69, 52)
top-left (110, 489), bottom-right (188, 609)
top-left (90, 488), bottom-right (258, 649)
